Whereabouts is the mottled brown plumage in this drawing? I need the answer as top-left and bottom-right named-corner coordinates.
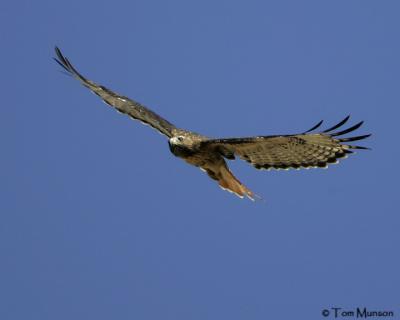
top-left (54, 47), bottom-right (370, 200)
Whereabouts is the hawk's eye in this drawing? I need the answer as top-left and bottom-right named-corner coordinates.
top-left (177, 136), bottom-right (184, 142)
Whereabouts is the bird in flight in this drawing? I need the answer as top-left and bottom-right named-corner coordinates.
top-left (54, 47), bottom-right (370, 200)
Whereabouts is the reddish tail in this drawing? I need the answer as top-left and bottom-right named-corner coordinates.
top-left (218, 165), bottom-right (257, 200)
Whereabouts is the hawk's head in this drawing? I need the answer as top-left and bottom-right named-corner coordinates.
top-left (169, 136), bottom-right (186, 145)
top-left (168, 135), bottom-right (196, 158)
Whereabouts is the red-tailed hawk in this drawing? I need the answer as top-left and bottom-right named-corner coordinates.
top-left (54, 47), bottom-right (370, 200)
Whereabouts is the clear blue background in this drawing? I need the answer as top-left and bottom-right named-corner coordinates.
top-left (1, 1), bottom-right (399, 319)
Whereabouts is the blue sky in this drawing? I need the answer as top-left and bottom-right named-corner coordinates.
top-left (1, 1), bottom-right (399, 319)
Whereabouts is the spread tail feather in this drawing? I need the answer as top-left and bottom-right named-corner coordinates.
top-left (218, 165), bottom-right (258, 200)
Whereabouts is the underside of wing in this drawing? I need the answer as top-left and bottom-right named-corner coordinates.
top-left (200, 116), bottom-right (371, 170)
top-left (54, 47), bottom-right (177, 138)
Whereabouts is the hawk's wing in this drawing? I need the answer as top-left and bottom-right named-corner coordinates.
top-left (54, 47), bottom-right (177, 138)
top-left (200, 116), bottom-right (370, 170)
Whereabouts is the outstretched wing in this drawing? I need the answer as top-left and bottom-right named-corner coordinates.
top-left (54, 47), bottom-right (177, 138)
top-left (200, 116), bottom-right (371, 170)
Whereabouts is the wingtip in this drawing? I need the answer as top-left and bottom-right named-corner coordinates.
top-left (304, 119), bottom-right (324, 133)
top-left (54, 46), bottom-right (64, 62)
top-left (349, 145), bottom-right (372, 150)
top-left (331, 120), bottom-right (364, 137)
top-left (338, 133), bottom-right (371, 143)
top-left (322, 115), bottom-right (351, 133)
top-left (53, 46), bottom-right (68, 70)
top-left (53, 46), bottom-right (87, 81)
